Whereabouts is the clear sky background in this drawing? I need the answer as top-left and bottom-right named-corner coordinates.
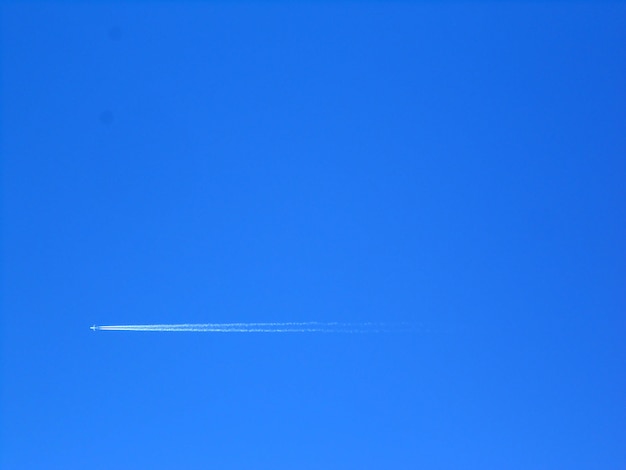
top-left (1, 2), bottom-right (625, 469)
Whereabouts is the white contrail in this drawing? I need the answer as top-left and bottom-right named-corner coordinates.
top-left (95, 322), bottom-right (410, 333)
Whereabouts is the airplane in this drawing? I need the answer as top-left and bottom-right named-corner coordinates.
top-left (90, 325), bottom-right (98, 331)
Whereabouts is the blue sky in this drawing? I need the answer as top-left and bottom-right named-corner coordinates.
top-left (1, 2), bottom-right (625, 469)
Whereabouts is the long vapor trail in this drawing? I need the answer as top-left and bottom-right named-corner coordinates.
top-left (94, 322), bottom-right (410, 333)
